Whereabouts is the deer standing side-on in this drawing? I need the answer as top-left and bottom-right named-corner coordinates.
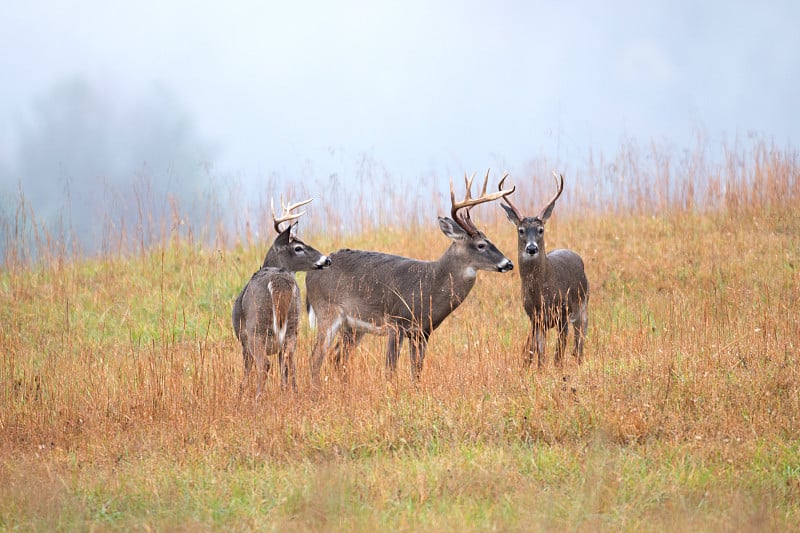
top-left (305, 171), bottom-right (514, 384)
top-left (499, 172), bottom-right (589, 368)
top-left (232, 198), bottom-right (331, 396)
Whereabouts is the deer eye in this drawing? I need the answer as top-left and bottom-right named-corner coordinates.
top-left (476, 242), bottom-right (487, 250)
top-left (518, 227), bottom-right (525, 236)
top-left (537, 227), bottom-right (544, 236)
top-left (294, 245), bottom-right (304, 253)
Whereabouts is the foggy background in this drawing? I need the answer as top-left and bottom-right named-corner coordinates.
top-left (1, 1), bottom-right (798, 255)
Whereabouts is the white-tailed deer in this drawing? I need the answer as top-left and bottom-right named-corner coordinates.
top-left (499, 172), bottom-right (589, 368)
top-left (306, 171), bottom-right (514, 384)
top-left (232, 198), bottom-right (331, 397)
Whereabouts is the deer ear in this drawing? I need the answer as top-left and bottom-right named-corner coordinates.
top-left (438, 217), bottom-right (468, 240)
top-left (501, 203), bottom-right (520, 225)
top-left (276, 225), bottom-right (293, 244)
top-left (539, 202), bottom-right (556, 223)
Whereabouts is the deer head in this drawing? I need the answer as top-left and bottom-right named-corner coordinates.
top-left (500, 172), bottom-right (563, 259)
top-left (262, 197), bottom-right (330, 270)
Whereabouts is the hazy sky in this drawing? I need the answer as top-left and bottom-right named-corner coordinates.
top-left (2, 1), bottom-right (798, 187)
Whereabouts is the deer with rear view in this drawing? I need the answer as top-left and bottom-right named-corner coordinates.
top-left (306, 171), bottom-right (514, 384)
top-left (499, 172), bottom-right (589, 368)
top-left (232, 198), bottom-right (331, 397)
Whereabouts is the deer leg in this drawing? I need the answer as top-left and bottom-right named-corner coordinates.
top-left (277, 349), bottom-right (287, 389)
top-left (554, 320), bottom-right (569, 368)
top-left (253, 334), bottom-right (270, 401)
top-left (572, 300), bottom-right (589, 364)
top-left (522, 329), bottom-right (534, 368)
top-left (331, 336), bottom-right (344, 369)
top-left (336, 329), bottom-right (363, 382)
top-left (532, 326), bottom-right (547, 369)
top-left (552, 303), bottom-right (572, 367)
top-left (239, 344), bottom-right (254, 398)
top-left (409, 333), bottom-right (428, 381)
top-left (279, 333), bottom-right (299, 391)
top-left (334, 329), bottom-right (353, 373)
top-left (288, 346), bottom-right (298, 392)
top-left (310, 313), bottom-right (342, 386)
top-left (385, 330), bottom-right (404, 378)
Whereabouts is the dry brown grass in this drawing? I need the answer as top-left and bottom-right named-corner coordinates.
top-left (1, 138), bottom-right (799, 530)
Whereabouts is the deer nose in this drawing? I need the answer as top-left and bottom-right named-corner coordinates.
top-left (316, 256), bottom-right (331, 268)
top-left (525, 243), bottom-right (538, 255)
top-left (497, 258), bottom-right (514, 272)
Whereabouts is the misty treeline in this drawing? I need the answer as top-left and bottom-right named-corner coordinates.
top-left (0, 78), bottom-right (431, 264)
top-left (0, 78), bottom-right (218, 259)
top-left (1, 78), bottom-right (797, 267)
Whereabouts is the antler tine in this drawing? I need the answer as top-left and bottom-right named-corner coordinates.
top-left (535, 172), bottom-right (565, 221)
top-left (451, 175), bottom-right (477, 237)
top-left (462, 171), bottom-right (477, 201)
top-left (478, 168), bottom-right (490, 198)
top-left (549, 171), bottom-right (565, 205)
top-left (272, 196), bottom-right (313, 234)
top-left (283, 197), bottom-right (313, 214)
top-left (498, 172), bottom-right (523, 220)
top-left (451, 169), bottom-right (516, 236)
top-left (449, 177), bottom-right (463, 229)
top-left (271, 197), bottom-right (279, 233)
top-left (454, 171), bottom-right (514, 210)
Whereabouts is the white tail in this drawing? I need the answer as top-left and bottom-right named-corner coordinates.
top-left (306, 170), bottom-right (514, 384)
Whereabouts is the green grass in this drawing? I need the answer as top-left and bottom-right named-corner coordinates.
top-left (4, 435), bottom-right (796, 531)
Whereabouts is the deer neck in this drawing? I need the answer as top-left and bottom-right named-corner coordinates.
top-left (431, 245), bottom-right (479, 300)
top-left (262, 245), bottom-right (284, 269)
top-left (519, 247), bottom-right (551, 297)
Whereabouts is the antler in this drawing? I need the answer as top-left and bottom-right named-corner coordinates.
top-left (537, 172), bottom-right (564, 220)
top-left (271, 196), bottom-right (313, 234)
top-left (450, 169), bottom-right (515, 236)
top-left (498, 172), bottom-right (523, 220)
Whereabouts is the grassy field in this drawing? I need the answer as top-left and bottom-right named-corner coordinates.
top-left (2, 140), bottom-right (799, 531)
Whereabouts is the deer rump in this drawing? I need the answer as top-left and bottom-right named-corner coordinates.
top-left (306, 249), bottom-right (476, 338)
top-left (234, 267), bottom-right (300, 357)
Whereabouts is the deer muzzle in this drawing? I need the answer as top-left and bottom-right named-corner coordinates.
top-left (497, 258), bottom-right (514, 272)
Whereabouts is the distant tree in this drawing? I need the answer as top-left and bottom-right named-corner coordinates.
top-left (1, 77), bottom-right (215, 256)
